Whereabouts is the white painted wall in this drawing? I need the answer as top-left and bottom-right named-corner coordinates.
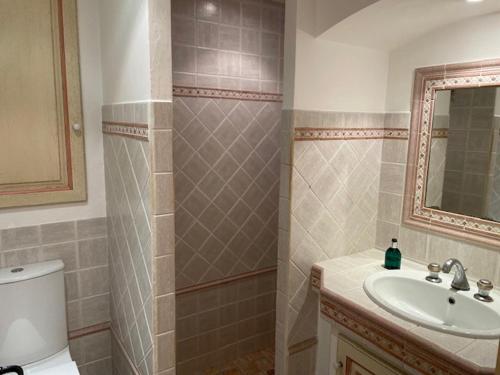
top-left (294, 30), bottom-right (389, 112)
top-left (0, 0), bottom-right (106, 229)
top-left (285, 0), bottom-right (389, 112)
top-left (386, 13), bottom-right (500, 112)
top-left (315, 0), bottom-right (379, 37)
top-left (100, 0), bottom-right (151, 103)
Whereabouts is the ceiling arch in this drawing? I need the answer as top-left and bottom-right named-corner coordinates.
top-left (318, 0), bottom-right (500, 51)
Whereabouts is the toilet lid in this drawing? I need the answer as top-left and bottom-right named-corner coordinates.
top-left (25, 361), bottom-right (79, 375)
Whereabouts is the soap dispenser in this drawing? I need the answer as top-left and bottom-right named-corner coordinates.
top-left (384, 238), bottom-right (401, 270)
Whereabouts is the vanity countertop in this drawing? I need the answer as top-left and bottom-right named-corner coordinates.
top-left (311, 249), bottom-right (499, 374)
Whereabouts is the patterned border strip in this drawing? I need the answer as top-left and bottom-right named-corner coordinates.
top-left (102, 121), bottom-right (149, 141)
top-left (173, 85), bottom-right (283, 102)
top-left (320, 295), bottom-right (488, 375)
top-left (311, 268), bottom-right (321, 289)
top-left (68, 321), bottom-right (111, 340)
top-left (176, 266), bottom-right (277, 296)
top-left (294, 128), bottom-right (409, 141)
top-left (288, 337), bottom-right (318, 356)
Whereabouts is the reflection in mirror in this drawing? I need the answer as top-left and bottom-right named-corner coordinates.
top-left (426, 87), bottom-right (500, 222)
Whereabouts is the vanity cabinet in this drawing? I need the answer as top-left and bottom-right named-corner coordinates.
top-left (336, 336), bottom-right (402, 375)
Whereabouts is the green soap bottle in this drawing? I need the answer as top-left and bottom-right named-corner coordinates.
top-left (384, 238), bottom-right (401, 270)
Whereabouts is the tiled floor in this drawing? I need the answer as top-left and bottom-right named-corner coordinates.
top-left (204, 348), bottom-right (275, 375)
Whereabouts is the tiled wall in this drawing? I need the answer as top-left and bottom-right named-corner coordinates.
top-left (103, 101), bottom-right (176, 375)
top-left (176, 271), bottom-right (276, 373)
top-left (276, 111), bottom-right (389, 375)
top-left (375, 114), bottom-right (500, 287)
top-left (0, 218), bottom-right (110, 374)
top-left (440, 88), bottom-right (496, 217)
top-left (70, 331), bottom-right (112, 374)
top-left (172, 0), bottom-right (284, 93)
top-left (103, 103), bottom-right (154, 375)
top-left (149, 101), bottom-right (176, 375)
top-left (173, 97), bottom-right (281, 288)
top-left (172, 0), bottom-right (284, 372)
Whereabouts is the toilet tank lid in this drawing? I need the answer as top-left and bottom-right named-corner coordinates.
top-left (0, 260), bottom-right (64, 285)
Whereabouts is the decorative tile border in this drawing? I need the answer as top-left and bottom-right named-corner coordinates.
top-left (311, 268), bottom-right (321, 289)
top-left (294, 127), bottom-right (409, 141)
top-left (69, 321), bottom-right (111, 340)
top-left (173, 85), bottom-right (283, 103)
top-left (102, 121), bottom-right (149, 141)
top-left (312, 266), bottom-right (491, 375)
top-left (176, 266), bottom-right (277, 295)
top-left (404, 59), bottom-right (500, 248)
top-left (288, 337), bottom-right (318, 356)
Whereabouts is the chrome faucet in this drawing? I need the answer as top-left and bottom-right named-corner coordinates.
top-left (442, 258), bottom-right (470, 291)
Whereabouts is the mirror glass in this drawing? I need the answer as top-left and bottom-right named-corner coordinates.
top-left (426, 87), bottom-right (500, 222)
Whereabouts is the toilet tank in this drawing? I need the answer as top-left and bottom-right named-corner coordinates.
top-left (0, 260), bottom-right (68, 366)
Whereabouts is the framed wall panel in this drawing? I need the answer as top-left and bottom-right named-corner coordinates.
top-left (0, 0), bottom-right (86, 208)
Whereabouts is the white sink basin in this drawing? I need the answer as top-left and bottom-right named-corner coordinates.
top-left (364, 270), bottom-right (500, 339)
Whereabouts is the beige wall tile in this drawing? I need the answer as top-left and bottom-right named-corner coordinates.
top-left (152, 130), bottom-right (173, 173)
top-left (152, 214), bottom-right (175, 256)
top-left (156, 293), bottom-right (175, 334)
top-left (156, 331), bottom-right (175, 371)
top-left (81, 294), bottom-right (110, 327)
top-left (77, 218), bottom-right (107, 239)
top-left (156, 255), bottom-right (175, 296)
top-left (40, 222), bottom-right (76, 244)
top-left (1, 226), bottom-right (40, 250)
top-left (153, 173), bottom-right (175, 215)
top-left (78, 238), bottom-right (108, 268)
top-left (79, 266), bottom-right (109, 298)
top-left (41, 242), bottom-right (78, 271)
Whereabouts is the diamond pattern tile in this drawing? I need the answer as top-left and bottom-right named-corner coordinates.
top-left (287, 139), bottom-right (383, 344)
top-left (174, 97), bottom-right (281, 288)
top-left (104, 132), bottom-right (153, 374)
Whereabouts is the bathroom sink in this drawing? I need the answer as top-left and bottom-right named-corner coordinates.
top-left (363, 270), bottom-right (500, 339)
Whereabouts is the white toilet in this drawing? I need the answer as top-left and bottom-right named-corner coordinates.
top-left (0, 260), bottom-right (79, 375)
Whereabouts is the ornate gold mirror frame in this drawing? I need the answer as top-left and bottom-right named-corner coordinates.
top-left (404, 59), bottom-right (500, 247)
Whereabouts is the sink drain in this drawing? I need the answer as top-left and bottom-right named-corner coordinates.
top-left (448, 297), bottom-right (456, 305)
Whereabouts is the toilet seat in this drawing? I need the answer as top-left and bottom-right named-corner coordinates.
top-left (22, 347), bottom-right (79, 375)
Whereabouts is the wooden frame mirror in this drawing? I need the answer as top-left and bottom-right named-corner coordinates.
top-left (404, 59), bottom-right (500, 247)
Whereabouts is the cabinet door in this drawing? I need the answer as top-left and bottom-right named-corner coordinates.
top-left (0, 0), bottom-right (86, 208)
top-left (336, 336), bottom-right (402, 375)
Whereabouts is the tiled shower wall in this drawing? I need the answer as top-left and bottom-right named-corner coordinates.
top-left (172, 0), bottom-right (284, 373)
top-left (176, 271), bottom-right (276, 373)
top-left (172, 0), bottom-right (284, 92)
top-left (173, 98), bottom-right (281, 287)
top-left (0, 218), bottom-right (111, 374)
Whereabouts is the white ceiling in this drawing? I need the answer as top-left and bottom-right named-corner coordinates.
top-left (320, 0), bottom-right (500, 51)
